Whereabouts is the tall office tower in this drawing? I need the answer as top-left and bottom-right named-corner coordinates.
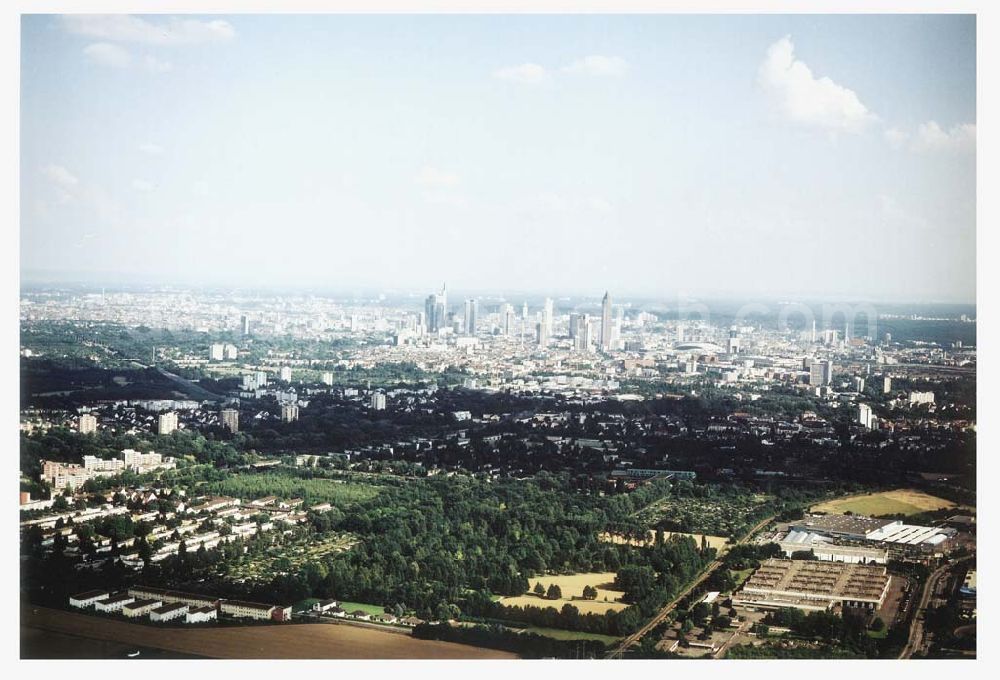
top-left (574, 314), bottom-right (592, 351)
top-left (811, 320), bottom-right (817, 343)
top-left (539, 297), bottom-right (553, 345)
top-left (502, 303), bottom-right (515, 335)
top-left (522, 302), bottom-right (529, 319)
top-left (600, 291), bottom-right (613, 351)
top-left (844, 320), bottom-right (850, 343)
top-left (424, 295), bottom-right (435, 332)
top-left (882, 376), bottom-right (892, 394)
top-left (464, 298), bottom-right (478, 336)
top-left (220, 409), bottom-right (239, 433)
top-left (727, 328), bottom-right (741, 354)
top-left (279, 366), bottom-right (292, 382)
top-left (280, 403), bottom-right (299, 423)
top-left (677, 323), bottom-right (686, 344)
top-left (809, 360), bottom-right (833, 386)
top-left (568, 313), bottom-right (581, 340)
top-left (241, 314), bottom-right (250, 337)
top-left (78, 413), bottom-right (97, 434)
top-left (157, 411), bottom-right (178, 435)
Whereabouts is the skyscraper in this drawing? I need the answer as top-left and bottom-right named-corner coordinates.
top-left (425, 283), bottom-right (448, 333)
top-left (600, 291), bottom-right (612, 351)
top-left (568, 313), bottom-right (581, 340)
top-left (539, 297), bottom-right (553, 346)
top-left (241, 314), bottom-right (250, 337)
top-left (464, 298), bottom-right (478, 336)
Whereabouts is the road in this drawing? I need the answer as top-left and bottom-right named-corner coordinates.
top-left (605, 514), bottom-right (775, 659)
top-left (898, 556), bottom-right (972, 659)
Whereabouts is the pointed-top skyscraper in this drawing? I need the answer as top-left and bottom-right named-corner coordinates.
top-left (600, 291), bottom-right (612, 351)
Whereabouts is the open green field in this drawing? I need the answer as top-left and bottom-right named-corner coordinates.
top-left (500, 572), bottom-right (627, 615)
top-left (810, 489), bottom-right (957, 517)
top-left (520, 626), bottom-right (620, 645)
top-left (338, 601), bottom-right (388, 616)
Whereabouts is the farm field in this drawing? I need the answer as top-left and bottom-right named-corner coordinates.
top-left (598, 530), bottom-right (729, 551)
top-left (21, 605), bottom-right (516, 659)
top-left (500, 572), bottom-right (627, 615)
top-left (810, 489), bottom-right (957, 517)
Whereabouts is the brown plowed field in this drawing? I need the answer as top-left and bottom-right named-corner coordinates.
top-left (21, 605), bottom-right (517, 659)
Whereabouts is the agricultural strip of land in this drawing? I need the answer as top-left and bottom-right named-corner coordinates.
top-left (21, 605), bottom-right (517, 659)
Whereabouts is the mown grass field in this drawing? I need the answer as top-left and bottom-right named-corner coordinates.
top-left (500, 572), bottom-right (627, 615)
top-left (338, 601), bottom-right (389, 617)
top-left (810, 489), bottom-right (956, 517)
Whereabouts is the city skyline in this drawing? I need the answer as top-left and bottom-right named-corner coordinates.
top-left (21, 13), bottom-right (976, 303)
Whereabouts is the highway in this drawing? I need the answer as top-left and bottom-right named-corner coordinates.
top-left (605, 514), bottom-right (775, 659)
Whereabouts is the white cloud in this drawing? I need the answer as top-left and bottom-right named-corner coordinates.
top-left (131, 179), bottom-right (154, 192)
top-left (139, 142), bottom-right (164, 155)
top-left (414, 166), bottom-right (461, 189)
top-left (42, 164), bottom-right (79, 188)
top-left (562, 55), bottom-right (628, 77)
top-left (588, 197), bottom-right (615, 213)
top-left (83, 42), bottom-right (132, 69)
top-left (913, 121), bottom-right (976, 153)
top-left (61, 15), bottom-right (236, 45)
top-left (143, 55), bottom-right (173, 74)
top-left (758, 36), bottom-right (876, 133)
top-left (884, 127), bottom-right (909, 150)
top-left (493, 63), bottom-right (547, 85)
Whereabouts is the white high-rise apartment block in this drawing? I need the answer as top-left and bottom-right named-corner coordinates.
top-left (280, 403), bottom-right (299, 423)
top-left (209, 343), bottom-right (225, 361)
top-left (279, 366), bottom-right (293, 382)
top-left (79, 413), bottom-right (97, 434)
top-left (158, 412), bottom-right (178, 435)
top-left (882, 376), bottom-right (892, 394)
top-left (858, 403), bottom-right (875, 430)
top-left (809, 360), bottom-right (833, 386)
top-left (221, 409), bottom-right (239, 433)
top-left (909, 391), bottom-right (935, 406)
top-left (322, 371), bottom-right (335, 386)
top-left (223, 344), bottom-right (238, 360)
top-left (852, 376), bottom-right (865, 393)
top-left (370, 393), bottom-right (387, 410)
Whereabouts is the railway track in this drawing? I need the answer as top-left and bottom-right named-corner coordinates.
top-left (605, 514), bottom-right (775, 659)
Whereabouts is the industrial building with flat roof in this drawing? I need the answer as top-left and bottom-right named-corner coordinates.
top-left (779, 530), bottom-right (888, 564)
top-left (792, 514), bottom-right (951, 550)
top-left (733, 558), bottom-right (890, 614)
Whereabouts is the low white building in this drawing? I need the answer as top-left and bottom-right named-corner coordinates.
top-left (95, 593), bottom-right (135, 613)
top-left (69, 590), bottom-right (109, 608)
top-left (123, 598), bottom-right (162, 618)
top-left (186, 605), bottom-right (218, 624)
top-left (150, 602), bottom-right (189, 622)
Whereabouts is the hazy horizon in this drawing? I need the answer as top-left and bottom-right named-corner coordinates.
top-left (21, 14), bottom-right (977, 304)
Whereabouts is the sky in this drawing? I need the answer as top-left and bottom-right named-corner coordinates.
top-left (20, 14), bottom-right (977, 302)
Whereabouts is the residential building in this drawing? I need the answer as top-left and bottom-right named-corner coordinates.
top-left (78, 413), bottom-right (97, 434)
top-left (370, 392), bottom-right (386, 410)
top-left (158, 411), bottom-right (178, 435)
top-left (280, 402), bottom-right (299, 423)
top-left (69, 590), bottom-right (110, 608)
top-left (221, 409), bottom-right (239, 433)
top-left (150, 602), bottom-right (189, 622)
